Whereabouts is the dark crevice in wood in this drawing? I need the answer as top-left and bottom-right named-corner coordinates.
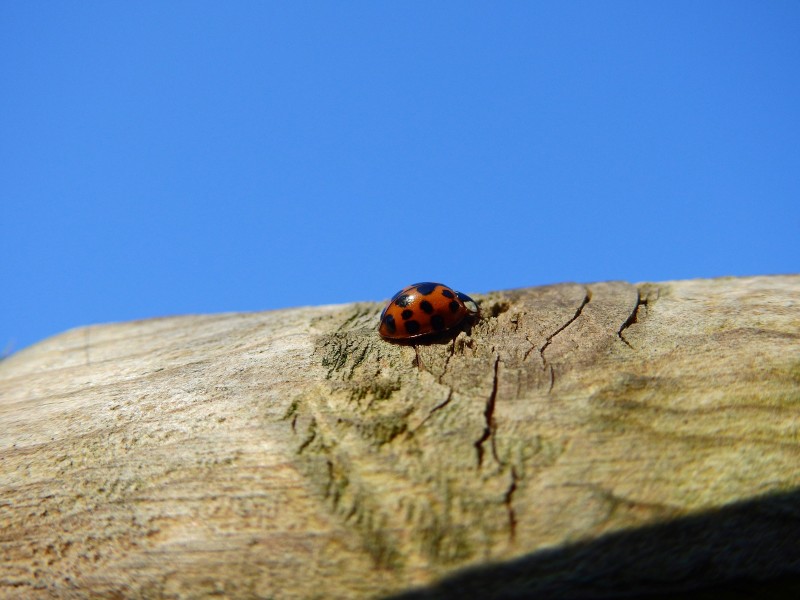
top-left (504, 467), bottom-right (519, 541)
top-left (474, 354), bottom-right (500, 469)
top-left (618, 289), bottom-right (647, 349)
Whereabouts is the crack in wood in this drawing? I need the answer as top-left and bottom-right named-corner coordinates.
top-left (297, 419), bottom-right (317, 454)
top-left (474, 354), bottom-right (501, 469)
top-left (504, 467), bottom-right (519, 541)
top-left (428, 388), bottom-right (454, 418)
top-left (523, 287), bottom-right (592, 391)
top-left (539, 287), bottom-right (592, 359)
top-left (413, 389), bottom-right (455, 433)
top-left (617, 292), bottom-right (642, 349)
top-left (437, 339), bottom-right (457, 385)
top-left (618, 287), bottom-right (655, 349)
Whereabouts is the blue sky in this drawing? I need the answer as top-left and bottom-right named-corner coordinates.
top-left (2, 2), bottom-right (799, 354)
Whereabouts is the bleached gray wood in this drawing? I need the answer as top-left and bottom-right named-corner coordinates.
top-left (1, 275), bottom-right (798, 599)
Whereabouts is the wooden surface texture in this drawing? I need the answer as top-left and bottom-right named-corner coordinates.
top-left (1, 275), bottom-right (799, 598)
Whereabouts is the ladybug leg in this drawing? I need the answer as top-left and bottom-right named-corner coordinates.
top-left (459, 314), bottom-right (477, 338)
top-left (413, 345), bottom-right (427, 372)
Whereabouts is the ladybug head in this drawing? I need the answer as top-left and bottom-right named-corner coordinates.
top-left (456, 291), bottom-right (480, 318)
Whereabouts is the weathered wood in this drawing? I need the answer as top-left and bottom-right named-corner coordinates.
top-left (1, 275), bottom-right (799, 599)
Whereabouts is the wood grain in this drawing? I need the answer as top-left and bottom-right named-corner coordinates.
top-left (1, 275), bottom-right (799, 599)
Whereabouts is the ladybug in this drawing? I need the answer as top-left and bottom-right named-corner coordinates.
top-left (379, 282), bottom-right (479, 340)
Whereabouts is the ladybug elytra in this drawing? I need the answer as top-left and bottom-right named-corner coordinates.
top-left (378, 282), bottom-right (479, 340)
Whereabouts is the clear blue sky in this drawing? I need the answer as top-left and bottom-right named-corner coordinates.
top-left (2, 2), bottom-right (799, 354)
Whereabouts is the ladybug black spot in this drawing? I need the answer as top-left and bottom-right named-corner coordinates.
top-left (395, 294), bottom-right (413, 308)
top-left (449, 300), bottom-right (460, 313)
top-left (415, 283), bottom-right (438, 295)
top-left (431, 314), bottom-right (446, 331)
top-left (401, 309), bottom-right (414, 320)
top-left (405, 320), bottom-right (421, 335)
top-left (384, 314), bottom-right (397, 334)
top-left (420, 300), bottom-right (434, 314)
top-left (441, 289), bottom-right (455, 299)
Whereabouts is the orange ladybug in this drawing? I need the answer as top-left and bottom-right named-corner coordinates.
top-left (378, 282), bottom-right (479, 340)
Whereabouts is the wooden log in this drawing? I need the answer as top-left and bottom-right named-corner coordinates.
top-left (1, 275), bottom-right (799, 599)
